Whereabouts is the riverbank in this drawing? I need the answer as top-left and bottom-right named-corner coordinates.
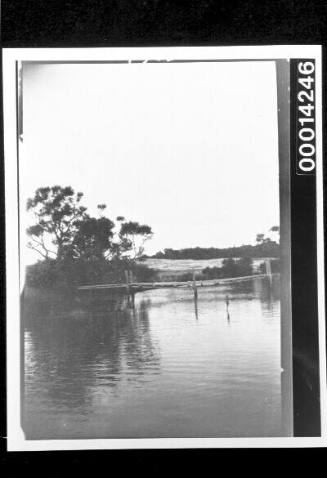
top-left (141, 257), bottom-right (278, 281)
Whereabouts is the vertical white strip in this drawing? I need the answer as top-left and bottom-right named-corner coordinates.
top-left (3, 55), bottom-right (25, 450)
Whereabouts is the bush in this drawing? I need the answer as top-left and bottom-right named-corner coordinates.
top-left (178, 272), bottom-right (194, 282)
top-left (202, 266), bottom-right (222, 280)
top-left (236, 257), bottom-right (253, 276)
top-left (25, 257), bottom-right (157, 290)
top-left (220, 258), bottom-right (239, 278)
top-left (202, 257), bottom-right (253, 280)
top-left (25, 259), bottom-right (59, 289)
top-left (101, 258), bottom-right (157, 283)
top-left (131, 263), bottom-right (157, 282)
top-left (25, 258), bottom-right (99, 290)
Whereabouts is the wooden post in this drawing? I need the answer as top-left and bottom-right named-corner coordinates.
top-left (192, 271), bottom-right (198, 301)
top-left (128, 270), bottom-right (134, 285)
top-left (192, 271), bottom-right (198, 319)
top-left (129, 270), bottom-right (135, 308)
top-left (194, 298), bottom-right (199, 320)
top-left (265, 259), bottom-right (272, 285)
top-left (124, 270), bottom-right (130, 292)
top-left (124, 270), bottom-right (131, 306)
top-left (225, 295), bottom-right (229, 311)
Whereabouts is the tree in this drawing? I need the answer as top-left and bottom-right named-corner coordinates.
top-left (237, 257), bottom-right (253, 276)
top-left (256, 233), bottom-right (265, 244)
top-left (119, 221), bottom-right (153, 259)
top-left (25, 186), bottom-right (156, 288)
top-left (256, 226), bottom-right (280, 246)
top-left (26, 186), bottom-right (87, 260)
top-left (71, 216), bottom-right (115, 260)
top-left (270, 225), bottom-right (280, 244)
top-left (221, 258), bottom-right (239, 277)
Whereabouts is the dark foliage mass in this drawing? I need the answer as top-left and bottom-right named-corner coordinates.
top-left (202, 257), bottom-right (254, 280)
top-left (150, 228), bottom-right (280, 260)
top-left (151, 243), bottom-right (279, 260)
top-left (201, 257), bottom-right (280, 281)
top-left (26, 257), bottom-right (157, 289)
top-left (173, 256), bottom-right (280, 283)
top-left (25, 186), bottom-right (155, 290)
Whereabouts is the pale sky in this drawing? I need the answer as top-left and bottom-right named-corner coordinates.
top-left (21, 61), bottom-right (279, 264)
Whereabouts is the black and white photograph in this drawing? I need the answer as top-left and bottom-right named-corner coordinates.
top-left (2, 46), bottom-right (326, 450)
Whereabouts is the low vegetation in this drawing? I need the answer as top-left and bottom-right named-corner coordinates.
top-left (148, 228), bottom-right (280, 260)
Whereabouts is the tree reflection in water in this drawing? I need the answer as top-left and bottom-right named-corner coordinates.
top-left (22, 277), bottom-right (281, 439)
top-left (23, 288), bottom-right (161, 430)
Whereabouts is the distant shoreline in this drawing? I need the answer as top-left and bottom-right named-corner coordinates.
top-left (141, 256), bottom-right (279, 282)
top-left (142, 241), bottom-right (280, 261)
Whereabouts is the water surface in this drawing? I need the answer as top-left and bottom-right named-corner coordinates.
top-left (23, 276), bottom-right (281, 439)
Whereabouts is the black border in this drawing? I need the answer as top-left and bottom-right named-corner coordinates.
top-left (2, 0), bottom-right (327, 48)
top-left (290, 59), bottom-right (321, 436)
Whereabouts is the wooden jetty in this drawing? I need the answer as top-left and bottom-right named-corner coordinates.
top-left (77, 256), bottom-right (277, 311)
top-left (78, 273), bottom-right (277, 294)
top-left (77, 259), bottom-right (276, 308)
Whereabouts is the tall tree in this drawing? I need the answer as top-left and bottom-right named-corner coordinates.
top-left (119, 221), bottom-right (153, 259)
top-left (26, 186), bottom-right (87, 260)
top-left (71, 205), bottom-right (115, 260)
top-left (27, 186), bottom-right (155, 265)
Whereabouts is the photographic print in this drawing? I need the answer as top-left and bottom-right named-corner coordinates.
top-left (2, 46), bottom-right (326, 450)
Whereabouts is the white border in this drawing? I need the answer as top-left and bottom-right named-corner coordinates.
top-left (3, 45), bottom-right (326, 451)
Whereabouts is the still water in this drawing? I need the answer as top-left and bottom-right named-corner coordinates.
top-left (23, 277), bottom-right (281, 439)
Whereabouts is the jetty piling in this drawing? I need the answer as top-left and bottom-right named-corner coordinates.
top-left (265, 259), bottom-right (272, 285)
top-left (124, 270), bottom-right (130, 294)
top-left (225, 295), bottom-right (230, 311)
top-left (124, 270), bottom-right (134, 308)
top-left (129, 270), bottom-right (135, 308)
top-left (192, 271), bottom-right (198, 302)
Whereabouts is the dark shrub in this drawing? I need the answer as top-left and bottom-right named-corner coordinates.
top-left (25, 259), bottom-right (59, 289)
top-left (236, 257), bottom-right (253, 276)
top-left (131, 263), bottom-right (157, 282)
top-left (202, 266), bottom-right (222, 280)
top-left (220, 258), bottom-right (239, 277)
top-left (25, 257), bottom-right (157, 290)
top-left (178, 272), bottom-right (196, 282)
top-left (202, 257), bottom-right (253, 280)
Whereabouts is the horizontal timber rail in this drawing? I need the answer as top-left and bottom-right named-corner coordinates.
top-left (77, 273), bottom-right (278, 292)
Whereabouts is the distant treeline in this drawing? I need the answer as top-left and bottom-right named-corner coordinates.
top-left (171, 257), bottom-right (280, 282)
top-left (149, 242), bottom-right (280, 260)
